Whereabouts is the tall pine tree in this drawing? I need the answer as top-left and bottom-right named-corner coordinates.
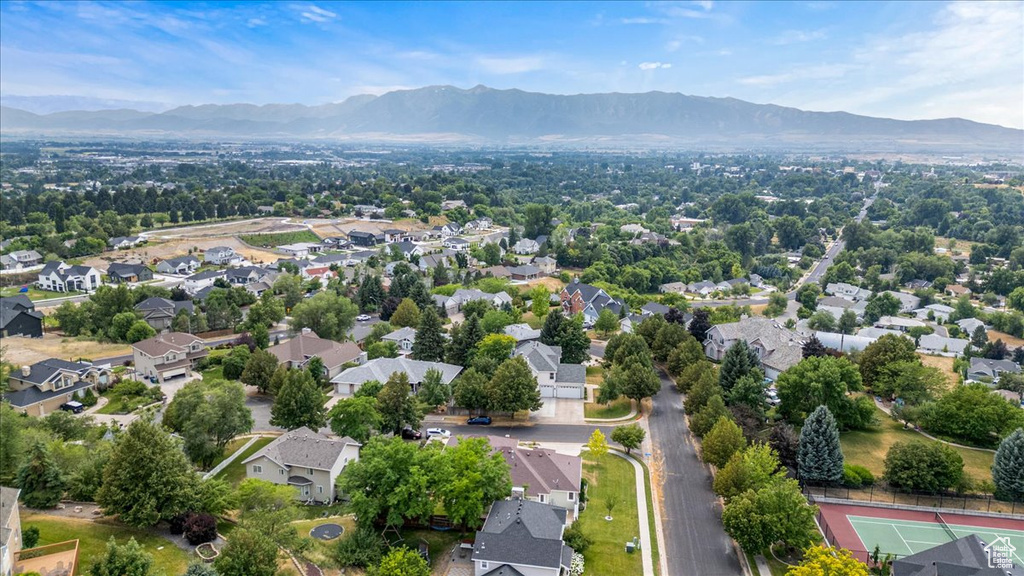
top-left (719, 340), bottom-right (760, 393)
top-left (270, 369), bottom-right (327, 431)
top-left (539, 310), bottom-right (565, 346)
top-left (412, 307), bottom-right (446, 362)
top-left (558, 314), bottom-right (592, 365)
top-left (798, 406), bottom-right (844, 484)
top-left (17, 442), bottom-right (66, 508)
top-left (448, 313), bottom-right (485, 366)
top-left (993, 427), bottom-right (1024, 501)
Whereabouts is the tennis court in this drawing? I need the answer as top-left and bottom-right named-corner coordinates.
top-left (849, 514), bottom-right (1024, 564)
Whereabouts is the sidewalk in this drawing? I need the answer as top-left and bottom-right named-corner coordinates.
top-left (203, 435), bottom-right (261, 480)
top-left (608, 450), bottom-right (656, 576)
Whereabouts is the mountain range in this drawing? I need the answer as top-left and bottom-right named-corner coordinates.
top-left (2, 85), bottom-right (1021, 152)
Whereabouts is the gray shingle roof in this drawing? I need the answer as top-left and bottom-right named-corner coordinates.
top-left (10, 358), bottom-right (94, 386)
top-left (708, 317), bottom-right (804, 373)
top-left (969, 357), bottom-right (1020, 377)
top-left (4, 378), bottom-right (94, 408)
top-left (473, 499), bottom-right (569, 569)
top-left (0, 295), bottom-right (34, 311)
top-left (186, 269), bottom-right (226, 281)
top-left (242, 427), bottom-right (359, 471)
top-left (331, 357), bottom-right (462, 386)
top-left (107, 262), bottom-right (149, 277)
top-left (382, 327), bottom-right (417, 342)
top-left (893, 535), bottom-right (1024, 576)
top-left (555, 364), bottom-right (585, 385)
top-left (0, 306), bottom-right (43, 330)
top-left (268, 332), bottom-right (363, 369)
top-left (515, 341), bottom-right (561, 372)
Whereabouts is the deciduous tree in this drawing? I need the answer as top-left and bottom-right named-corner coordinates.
top-left (88, 537), bottom-right (154, 576)
top-left (787, 546), bottom-right (870, 576)
top-left (328, 396), bottom-right (381, 443)
top-left (883, 441), bottom-right (963, 493)
top-left (487, 356), bottom-right (543, 414)
top-left (702, 417), bottom-right (746, 469)
top-left (377, 372), bottom-right (423, 435)
top-left (241, 349), bottom-right (280, 394)
top-left (611, 424), bottom-right (646, 455)
top-left (270, 368), bottom-right (327, 431)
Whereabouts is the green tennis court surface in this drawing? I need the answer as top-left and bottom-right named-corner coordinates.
top-left (849, 515), bottom-right (1024, 564)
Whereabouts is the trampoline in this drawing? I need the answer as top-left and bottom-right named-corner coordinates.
top-left (310, 523), bottom-right (344, 541)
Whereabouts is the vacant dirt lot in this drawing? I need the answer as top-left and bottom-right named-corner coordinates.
top-left (308, 217), bottom-right (431, 239)
top-left (525, 277), bottom-right (566, 292)
top-left (989, 330), bottom-right (1024, 348)
top-left (5, 333), bottom-right (131, 365)
top-left (918, 353), bottom-right (957, 390)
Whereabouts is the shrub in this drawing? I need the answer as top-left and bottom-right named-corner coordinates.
top-left (579, 478), bottom-right (588, 505)
top-left (183, 512), bottom-right (218, 545)
top-left (169, 514), bottom-right (188, 535)
top-left (848, 464), bottom-right (874, 486)
top-left (563, 521), bottom-right (592, 553)
top-left (335, 526), bottom-right (387, 568)
top-left (843, 465), bottom-right (863, 488)
top-left (114, 379), bottom-right (147, 397)
top-left (80, 388), bottom-right (98, 407)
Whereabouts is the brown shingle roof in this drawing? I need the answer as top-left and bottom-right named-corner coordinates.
top-left (132, 332), bottom-right (204, 357)
top-left (267, 332), bottom-right (362, 369)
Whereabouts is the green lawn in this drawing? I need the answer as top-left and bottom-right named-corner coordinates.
top-left (0, 286), bottom-right (78, 300)
top-left (209, 437), bottom-right (252, 469)
top-left (747, 552), bottom-right (791, 576)
top-left (840, 406), bottom-right (995, 484)
top-left (397, 528), bottom-right (463, 569)
top-left (21, 512), bottom-right (190, 575)
top-left (214, 436), bottom-right (276, 485)
top-left (585, 397), bottom-right (634, 419)
top-left (96, 386), bottom-right (163, 415)
top-left (522, 312), bottom-right (545, 329)
top-left (579, 453), bottom-right (644, 576)
top-left (633, 454), bottom-right (661, 576)
top-left (239, 230), bottom-right (321, 247)
top-left (291, 515), bottom-right (357, 568)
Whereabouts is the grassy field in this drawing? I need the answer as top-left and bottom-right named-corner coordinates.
top-left (209, 436), bottom-right (252, 469)
top-left (0, 286), bottom-right (78, 300)
top-left (239, 230), bottom-right (321, 247)
top-left (2, 333), bottom-right (132, 366)
top-left (989, 330), bottom-right (1024, 348)
top-left (586, 365), bottom-right (604, 384)
top-left (579, 452), bottom-right (644, 576)
top-left (215, 436), bottom-right (276, 485)
top-left (21, 512), bottom-right (190, 575)
top-left (840, 406), bottom-right (994, 482)
top-left (747, 552), bottom-right (791, 576)
top-left (585, 397), bottom-right (633, 419)
top-left (521, 312), bottom-right (545, 329)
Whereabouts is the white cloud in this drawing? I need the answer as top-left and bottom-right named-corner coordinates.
top-left (475, 55), bottom-right (547, 75)
top-left (246, 17), bottom-right (267, 27)
top-left (639, 62), bottom-right (672, 70)
top-left (299, 4), bottom-right (337, 23)
top-left (620, 17), bottom-right (670, 25)
top-left (771, 29), bottom-right (827, 45)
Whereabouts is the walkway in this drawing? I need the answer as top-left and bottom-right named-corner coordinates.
top-left (203, 435), bottom-right (261, 480)
top-left (607, 450), bottom-right (656, 576)
top-left (873, 399), bottom-right (996, 453)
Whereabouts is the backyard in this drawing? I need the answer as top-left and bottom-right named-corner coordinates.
top-left (0, 286), bottom-right (77, 300)
top-left (578, 452), bottom-right (644, 576)
top-left (214, 436), bottom-right (277, 485)
top-left (96, 381), bottom-right (164, 415)
top-left (21, 512), bottom-right (191, 575)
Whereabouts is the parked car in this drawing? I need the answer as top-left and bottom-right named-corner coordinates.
top-left (356, 314), bottom-right (371, 321)
top-left (467, 416), bottom-right (492, 425)
top-left (401, 427), bottom-right (422, 440)
top-left (426, 428), bottom-right (451, 439)
top-left (59, 401), bottom-right (84, 414)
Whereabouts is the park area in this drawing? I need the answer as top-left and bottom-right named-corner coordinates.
top-left (577, 452), bottom-right (644, 576)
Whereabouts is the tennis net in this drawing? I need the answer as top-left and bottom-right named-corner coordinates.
top-left (935, 512), bottom-right (957, 541)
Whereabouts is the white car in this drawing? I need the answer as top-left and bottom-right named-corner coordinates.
top-left (426, 428), bottom-right (451, 439)
top-left (356, 314), bottom-right (371, 322)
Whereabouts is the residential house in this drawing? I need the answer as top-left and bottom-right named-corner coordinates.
top-left (271, 258), bottom-right (312, 272)
top-left (347, 231), bottom-right (379, 247)
top-left (418, 252), bottom-right (455, 273)
top-left (818, 296), bottom-right (862, 321)
top-left (512, 238), bottom-right (540, 255)
top-left (560, 278), bottom-right (626, 326)
top-left (135, 297), bottom-right (194, 332)
top-left (106, 262), bottom-right (153, 283)
top-left (256, 205), bottom-right (275, 214)
top-left (825, 282), bottom-right (873, 301)
top-left (352, 204), bottom-right (382, 218)
top-left (109, 236), bottom-right (144, 249)
top-left (268, 330), bottom-right (365, 379)
top-left (660, 282), bottom-right (688, 295)
top-left (905, 279), bottom-right (933, 290)
top-left (884, 291), bottom-right (921, 313)
top-left (749, 274), bottom-right (765, 288)
top-left (434, 289), bottom-right (514, 317)
top-left (382, 327), bottom-right (418, 354)
top-left (471, 499), bottom-right (573, 576)
top-left (0, 250), bottom-right (42, 270)
top-left (915, 304), bottom-right (955, 323)
top-left (957, 317), bottom-right (987, 337)
top-left (687, 280), bottom-right (719, 297)
top-left (204, 246), bottom-right (242, 266)
top-left (156, 255), bottom-right (200, 275)
top-left (443, 237), bottom-right (470, 252)
top-left (382, 229), bottom-right (406, 243)
top-left (434, 223), bottom-right (463, 237)
top-left (704, 317), bottom-right (804, 380)
top-left (619, 313), bottom-right (645, 334)
top-left (441, 199), bottom-right (466, 211)
top-left (813, 331), bottom-right (878, 353)
top-left (917, 334), bottom-right (969, 356)
top-left (503, 323), bottom-right (541, 343)
top-left (640, 302), bottom-right (671, 318)
top-left (1, 486), bottom-right (21, 576)
top-left (392, 241), bottom-right (424, 260)
top-left (875, 316), bottom-right (926, 332)
top-left (464, 218), bottom-right (492, 232)
top-left (132, 332), bottom-right (208, 383)
top-left (246, 280), bottom-right (273, 297)
top-left (967, 357), bottom-right (1021, 384)
top-left (533, 256), bottom-right (557, 275)
top-left (670, 216), bottom-right (706, 231)
top-left (4, 359), bottom-right (111, 416)
top-left (514, 341), bottom-right (586, 399)
top-left (184, 269), bottom-right (226, 294)
top-left (946, 284), bottom-right (972, 298)
top-left (242, 427), bottom-right (360, 503)
top-left (480, 265), bottom-right (512, 280)
top-left (226, 266), bottom-right (269, 286)
top-left (331, 357), bottom-right (462, 396)
top-left (0, 296), bottom-right (43, 338)
top-left (301, 266), bottom-right (337, 282)
top-left (278, 243), bottom-right (323, 258)
top-left (891, 534), bottom-right (1024, 576)
top-left (508, 265), bottom-right (540, 281)
top-left (37, 262), bottom-right (101, 293)
top-left (857, 326), bottom-right (907, 339)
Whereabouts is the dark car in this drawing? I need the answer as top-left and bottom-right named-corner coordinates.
top-left (59, 401), bottom-right (84, 414)
top-left (467, 416), bottom-right (492, 425)
top-left (401, 427), bottom-right (422, 440)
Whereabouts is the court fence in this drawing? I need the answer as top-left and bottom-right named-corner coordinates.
top-left (816, 507), bottom-right (903, 566)
top-left (803, 484), bottom-right (1023, 516)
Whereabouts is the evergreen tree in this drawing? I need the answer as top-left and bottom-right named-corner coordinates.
top-left (971, 325), bottom-right (989, 349)
top-left (412, 307), bottom-right (446, 362)
top-left (448, 313), bottom-right (485, 366)
top-left (558, 314), bottom-right (592, 365)
top-left (798, 406), bottom-right (844, 484)
top-left (270, 369), bottom-right (327, 430)
top-left (719, 341), bottom-right (760, 393)
top-left (539, 310), bottom-right (565, 346)
top-left (993, 428), bottom-right (1024, 501)
top-left (688, 308), bottom-right (712, 342)
top-left (357, 275), bottom-right (387, 312)
top-left (728, 372), bottom-right (766, 415)
top-left (17, 442), bottom-right (65, 508)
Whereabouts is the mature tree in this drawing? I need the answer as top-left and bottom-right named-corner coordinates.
top-left (676, 359), bottom-right (716, 394)
top-left (768, 422), bottom-right (800, 470)
top-left (667, 338), bottom-right (705, 377)
top-left (235, 478), bottom-right (299, 544)
top-left (919, 383), bottom-right (1024, 446)
top-left (97, 419), bottom-right (199, 527)
top-left (435, 437), bottom-right (511, 528)
top-left (108, 311), bottom-right (139, 342)
top-left (221, 345), bottom-right (251, 381)
top-left (713, 443), bottom-right (786, 501)
top-left (603, 357), bottom-right (661, 409)
top-left (801, 335), bottom-right (829, 359)
top-left (240, 349), bottom-right (279, 394)
top-left (635, 315), bottom-right (668, 349)
top-left (17, 442), bottom-right (65, 508)
top-left (474, 334), bottom-right (517, 367)
top-left (274, 274), bottom-right (304, 310)
top-left (764, 292), bottom-right (789, 318)
top-left (539, 310), bottom-right (565, 346)
top-left (719, 340), bottom-right (761, 394)
top-left (377, 372), bottom-right (423, 435)
top-left (796, 284), bottom-right (820, 312)
top-left (340, 437), bottom-right (436, 528)
top-left (807, 311), bottom-right (837, 332)
top-left (863, 292), bottom-right (901, 323)
top-left (369, 547), bottom-right (431, 576)
top-left (652, 323), bottom-right (691, 362)
top-left (691, 395), bottom-right (731, 437)
top-left (883, 441), bottom-right (963, 493)
top-left (685, 370), bottom-right (724, 415)
top-left (859, 334), bottom-right (917, 389)
top-left (798, 406), bottom-right (844, 484)
top-left (487, 356), bottom-right (543, 414)
top-left (558, 314), bottom-right (592, 364)
top-left (357, 275), bottom-right (387, 313)
top-left (787, 546), bottom-right (870, 576)
top-left (702, 417), bottom-right (747, 469)
top-left (480, 309), bottom-right (513, 335)
top-left (125, 321), bottom-right (157, 344)
top-left (611, 424), bottom-right (646, 455)
top-left (390, 298), bottom-right (422, 329)
top-left (838, 310), bottom-right (859, 335)
top-left (418, 368), bottom-right (452, 409)
top-left (214, 526), bottom-right (278, 576)
top-left (728, 372), bottom-right (766, 415)
top-left (992, 428), bottom-right (1024, 501)
top-left (244, 291), bottom-right (285, 330)
top-left (411, 307), bottom-right (446, 362)
top-left (605, 333), bottom-right (651, 367)
top-left (164, 379), bottom-right (253, 467)
top-left (305, 356), bottom-right (329, 389)
top-left (448, 313), bottom-right (485, 366)
top-left (722, 479), bottom-right (818, 553)
top-left (587, 429), bottom-right (609, 458)
top-left (288, 291), bottom-right (358, 341)
top-left (367, 341), bottom-right (400, 360)
top-left (777, 356), bottom-right (870, 430)
top-left (874, 360), bottom-right (944, 405)
top-left (328, 396), bottom-right (381, 443)
top-left (594, 308), bottom-right (620, 337)
top-left (270, 368), bottom-right (327, 431)
top-left (528, 285), bottom-right (551, 318)
top-left (453, 368), bottom-right (491, 413)
top-left (88, 537), bottom-right (154, 576)
top-left (184, 564), bottom-right (219, 576)
top-left (688, 308), bottom-right (713, 342)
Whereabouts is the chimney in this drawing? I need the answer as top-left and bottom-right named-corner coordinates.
top-left (21, 365), bottom-right (30, 377)
top-left (302, 327), bottom-right (312, 335)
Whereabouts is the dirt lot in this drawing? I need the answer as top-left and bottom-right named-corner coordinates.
top-left (525, 277), bottom-right (566, 292)
top-left (918, 353), bottom-right (958, 390)
top-left (989, 330), bottom-right (1024, 348)
top-left (4, 332), bottom-right (131, 365)
top-left (308, 217), bottom-right (431, 239)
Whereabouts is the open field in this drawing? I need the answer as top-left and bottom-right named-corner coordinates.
top-left (526, 276), bottom-right (566, 292)
top-left (3, 333), bottom-right (132, 365)
top-left (0, 286), bottom-right (79, 300)
top-left (917, 353), bottom-right (957, 389)
top-left (578, 452), bottom-right (643, 576)
top-left (934, 236), bottom-right (979, 257)
top-left (308, 217), bottom-right (430, 239)
top-left (21, 512), bottom-right (190, 575)
top-left (989, 330), bottom-right (1024, 348)
top-left (240, 229), bottom-right (321, 247)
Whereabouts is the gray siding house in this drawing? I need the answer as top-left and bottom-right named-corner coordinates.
top-left (242, 427), bottom-right (360, 503)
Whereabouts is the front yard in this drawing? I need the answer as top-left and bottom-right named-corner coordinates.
top-left (21, 512), bottom-right (190, 575)
top-left (96, 381), bottom-right (164, 415)
top-left (0, 286), bottom-right (80, 300)
top-left (584, 397), bottom-right (633, 419)
top-left (578, 452), bottom-right (643, 576)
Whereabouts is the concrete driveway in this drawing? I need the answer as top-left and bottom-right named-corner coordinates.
top-left (530, 398), bottom-right (585, 425)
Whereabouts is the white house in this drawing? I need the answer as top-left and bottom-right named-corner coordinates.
top-left (514, 341), bottom-right (586, 399)
top-left (204, 246), bottom-right (242, 266)
top-left (184, 269), bottom-right (226, 294)
top-left (443, 237), bottom-right (471, 252)
top-left (37, 262), bottom-right (101, 293)
top-left (512, 238), bottom-right (540, 255)
top-left (382, 327), bottom-right (417, 354)
top-left (156, 255), bottom-right (201, 275)
top-left (278, 242), bottom-right (323, 258)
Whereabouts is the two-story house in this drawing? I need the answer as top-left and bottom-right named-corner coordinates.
top-left (512, 238), bottom-right (540, 255)
top-left (443, 237), bottom-right (471, 252)
top-left (109, 236), bottom-right (144, 250)
top-left (132, 332), bottom-right (208, 383)
top-left (0, 296), bottom-right (43, 338)
top-left (226, 266), bottom-right (269, 286)
top-left (184, 269), bottom-right (227, 294)
top-left (242, 427), bottom-right (360, 503)
top-left (0, 250), bottom-right (42, 270)
top-left (514, 341), bottom-right (585, 399)
top-left (4, 359), bottom-right (111, 416)
top-left (134, 297), bottom-right (194, 332)
top-left (106, 262), bottom-right (154, 284)
top-left (560, 278), bottom-right (625, 326)
top-left (267, 329), bottom-right (365, 378)
top-left (472, 499), bottom-right (573, 576)
top-left (1, 487), bottom-right (22, 576)
top-left (155, 255), bottom-right (201, 275)
top-left (37, 262), bottom-right (101, 293)
top-left (347, 231), bottom-right (379, 247)
top-left (533, 256), bottom-right (557, 275)
top-left (704, 317), bottom-right (804, 380)
top-left (203, 246), bottom-right (242, 266)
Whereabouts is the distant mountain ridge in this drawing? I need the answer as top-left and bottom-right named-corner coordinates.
top-left (2, 85), bottom-right (1021, 152)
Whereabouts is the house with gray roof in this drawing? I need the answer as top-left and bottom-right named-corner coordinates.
top-left (109, 236), bottom-right (144, 250)
top-left (957, 317), bottom-right (987, 337)
top-left (918, 333), bottom-right (969, 356)
top-left (204, 246), bottom-right (242, 266)
top-left (135, 297), bottom-right (194, 331)
top-left (915, 303), bottom-right (955, 323)
top-left (106, 262), bottom-right (153, 284)
top-left (184, 269), bottom-right (227, 294)
top-left (883, 290), bottom-right (921, 313)
top-left (37, 261), bottom-right (102, 293)
top-left (514, 341), bottom-right (585, 399)
top-left (226, 266), bottom-right (269, 286)
top-left (443, 237), bottom-right (471, 252)
top-left (331, 357), bottom-right (462, 396)
top-left (704, 317), bottom-right (804, 380)
top-left (5, 359), bottom-right (111, 416)
top-left (967, 357), bottom-right (1021, 385)
top-left (472, 499), bottom-right (573, 576)
top-left (533, 256), bottom-right (556, 275)
top-left (156, 255), bottom-right (201, 275)
top-left (242, 427), bottom-right (360, 503)
top-left (892, 534), bottom-right (1023, 576)
top-left (381, 326), bottom-right (418, 354)
top-left (0, 249), bottom-right (42, 270)
top-left (0, 296), bottom-right (42, 338)
top-left (504, 323), bottom-right (541, 343)
top-left (512, 238), bottom-right (540, 255)
top-left (508, 265), bottom-right (540, 281)
top-left (435, 289), bottom-right (514, 317)
top-left (825, 282), bottom-right (872, 301)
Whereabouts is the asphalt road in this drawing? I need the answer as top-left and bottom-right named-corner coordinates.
top-left (649, 368), bottom-right (743, 576)
top-left (430, 423), bottom-right (615, 442)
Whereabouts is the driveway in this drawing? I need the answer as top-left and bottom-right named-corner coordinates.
top-left (530, 398), bottom-right (585, 425)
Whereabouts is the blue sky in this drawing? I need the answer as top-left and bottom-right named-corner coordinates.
top-left (1, 1), bottom-right (1022, 128)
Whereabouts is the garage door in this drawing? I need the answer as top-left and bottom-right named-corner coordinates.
top-left (160, 367), bottom-right (188, 381)
top-left (539, 385), bottom-right (555, 398)
top-left (555, 386), bottom-right (583, 399)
